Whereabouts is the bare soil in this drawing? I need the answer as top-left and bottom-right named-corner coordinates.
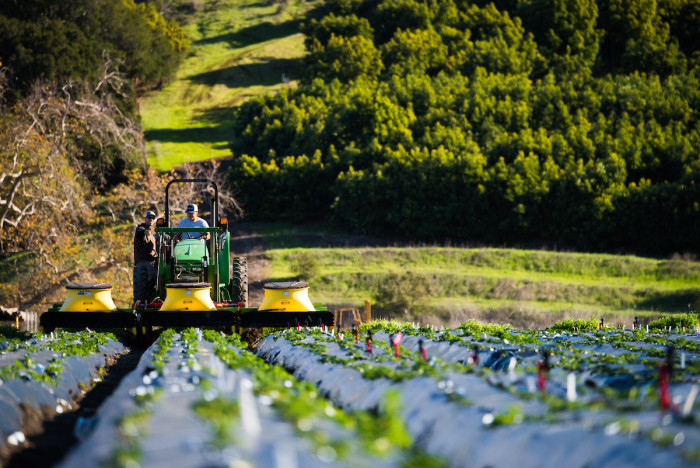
top-left (229, 222), bottom-right (269, 306)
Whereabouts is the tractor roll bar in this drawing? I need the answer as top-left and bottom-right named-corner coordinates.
top-left (164, 178), bottom-right (219, 228)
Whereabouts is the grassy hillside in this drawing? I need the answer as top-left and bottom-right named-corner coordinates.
top-left (222, 0), bottom-right (700, 256)
top-left (249, 223), bottom-right (700, 328)
top-left (135, 1), bottom-right (700, 329)
top-left (140, 0), bottom-right (320, 170)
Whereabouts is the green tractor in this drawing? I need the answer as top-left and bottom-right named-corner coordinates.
top-left (153, 177), bottom-right (246, 304)
top-left (41, 178), bottom-right (334, 333)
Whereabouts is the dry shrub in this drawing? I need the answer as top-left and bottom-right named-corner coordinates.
top-left (374, 271), bottom-right (434, 316)
top-left (290, 251), bottom-right (320, 280)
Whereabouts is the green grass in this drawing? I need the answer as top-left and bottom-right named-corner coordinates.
top-left (141, 0), bottom-right (321, 170)
top-left (247, 223), bottom-right (700, 327)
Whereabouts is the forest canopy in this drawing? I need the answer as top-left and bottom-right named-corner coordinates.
top-left (0, 0), bottom-right (188, 101)
top-left (227, 0), bottom-right (700, 255)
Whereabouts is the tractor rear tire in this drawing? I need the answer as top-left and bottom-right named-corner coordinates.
top-left (231, 256), bottom-right (248, 306)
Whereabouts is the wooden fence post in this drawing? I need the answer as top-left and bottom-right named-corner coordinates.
top-left (335, 309), bottom-right (341, 330)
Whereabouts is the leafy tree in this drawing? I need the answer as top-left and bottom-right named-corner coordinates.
top-left (516, 0), bottom-right (601, 75)
top-left (332, 146), bottom-right (489, 239)
top-left (304, 34), bottom-right (384, 83)
top-left (0, 0), bottom-right (187, 97)
top-left (87, 0), bottom-right (188, 88)
top-left (302, 14), bottom-right (374, 50)
top-left (457, 4), bottom-right (543, 75)
top-left (466, 68), bottom-right (533, 137)
top-left (325, 0), bottom-right (368, 15)
top-left (658, 0), bottom-right (700, 60)
top-left (321, 81), bottom-right (415, 156)
top-left (487, 152), bottom-right (562, 238)
top-left (381, 28), bottom-right (450, 76)
top-left (618, 165), bottom-right (700, 254)
top-left (597, 0), bottom-right (686, 75)
top-left (229, 151), bottom-right (334, 220)
top-left (230, 86), bottom-right (328, 162)
top-left (371, 0), bottom-right (432, 43)
top-left (0, 16), bottom-right (100, 92)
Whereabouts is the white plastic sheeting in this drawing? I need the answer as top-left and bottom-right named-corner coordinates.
top-left (0, 335), bottom-right (123, 452)
top-left (59, 333), bottom-right (404, 467)
top-left (256, 331), bottom-right (699, 468)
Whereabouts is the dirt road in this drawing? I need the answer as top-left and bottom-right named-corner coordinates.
top-left (229, 222), bottom-right (269, 306)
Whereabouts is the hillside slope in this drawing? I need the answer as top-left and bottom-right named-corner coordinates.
top-left (140, 0), bottom-right (320, 170)
top-left (229, 222), bottom-right (700, 328)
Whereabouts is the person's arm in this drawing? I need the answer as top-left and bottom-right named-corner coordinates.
top-left (144, 227), bottom-right (156, 245)
top-left (135, 226), bottom-right (146, 242)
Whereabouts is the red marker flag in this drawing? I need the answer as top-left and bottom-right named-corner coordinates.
top-left (392, 332), bottom-right (402, 358)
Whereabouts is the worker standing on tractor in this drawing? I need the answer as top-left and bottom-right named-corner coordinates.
top-left (176, 203), bottom-right (211, 240)
top-left (133, 210), bottom-right (158, 306)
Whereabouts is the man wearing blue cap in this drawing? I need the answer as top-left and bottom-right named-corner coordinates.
top-left (133, 210), bottom-right (158, 306)
top-left (176, 203), bottom-right (210, 240)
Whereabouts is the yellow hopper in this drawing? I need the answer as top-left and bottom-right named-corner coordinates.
top-left (160, 282), bottom-right (216, 311)
top-left (59, 283), bottom-right (118, 312)
top-left (258, 282), bottom-right (315, 312)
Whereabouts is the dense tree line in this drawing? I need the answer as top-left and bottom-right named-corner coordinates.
top-left (228, 0), bottom-right (700, 255)
top-left (0, 0), bottom-right (188, 99)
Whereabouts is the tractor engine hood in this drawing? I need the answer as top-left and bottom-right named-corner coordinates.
top-left (173, 239), bottom-right (208, 263)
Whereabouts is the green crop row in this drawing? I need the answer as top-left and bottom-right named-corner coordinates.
top-left (205, 329), bottom-right (446, 466)
top-left (0, 330), bottom-right (118, 384)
